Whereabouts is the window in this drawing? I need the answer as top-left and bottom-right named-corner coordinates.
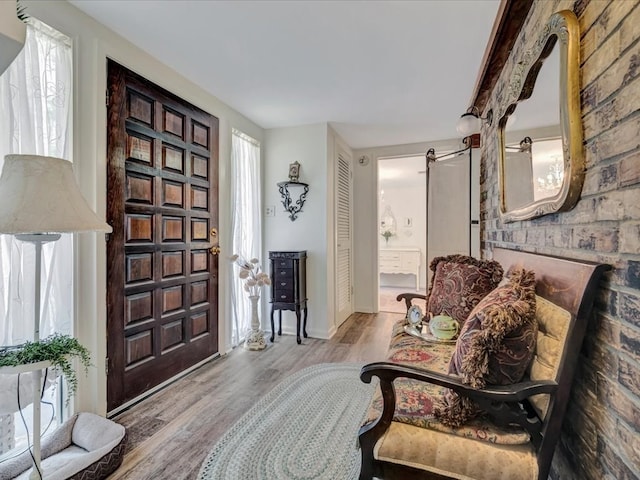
top-left (0, 19), bottom-right (72, 459)
top-left (230, 130), bottom-right (261, 347)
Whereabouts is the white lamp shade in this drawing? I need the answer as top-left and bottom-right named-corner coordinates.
top-left (456, 112), bottom-right (482, 136)
top-left (0, 154), bottom-right (112, 234)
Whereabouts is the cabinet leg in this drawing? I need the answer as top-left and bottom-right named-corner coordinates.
top-left (278, 310), bottom-right (282, 336)
top-left (296, 306), bottom-right (301, 344)
top-left (270, 307), bottom-right (275, 342)
top-left (303, 306), bottom-right (308, 338)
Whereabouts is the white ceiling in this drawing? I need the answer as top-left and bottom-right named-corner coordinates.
top-left (379, 155), bottom-right (427, 188)
top-left (69, 0), bottom-right (501, 149)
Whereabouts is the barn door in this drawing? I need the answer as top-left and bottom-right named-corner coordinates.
top-left (106, 60), bottom-right (219, 412)
top-left (427, 153), bottom-right (470, 269)
top-left (336, 147), bottom-right (353, 327)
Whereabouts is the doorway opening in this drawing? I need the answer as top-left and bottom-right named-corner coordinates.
top-left (377, 155), bottom-right (427, 314)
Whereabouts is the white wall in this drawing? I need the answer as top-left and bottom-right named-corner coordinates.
top-left (352, 138), bottom-right (465, 313)
top-left (262, 124), bottom-right (352, 339)
top-left (378, 184), bottom-right (427, 289)
top-left (24, 0), bottom-right (264, 415)
top-left (263, 124), bottom-right (332, 338)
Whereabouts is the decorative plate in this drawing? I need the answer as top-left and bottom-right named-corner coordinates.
top-left (407, 305), bottom-right (423, 327)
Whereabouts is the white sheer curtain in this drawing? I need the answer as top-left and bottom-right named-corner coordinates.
top-left (0, 19), bottom-right (73, 346)
top-left (230, 130), bottom-right (261, 347)
top-left (0, 19), bottom-right (72, 455)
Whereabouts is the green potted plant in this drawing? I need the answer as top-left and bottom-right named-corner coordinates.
top-left (0, 333), bottom-right (91, 398)
top-left (381, 229), bottom-right (395, 245)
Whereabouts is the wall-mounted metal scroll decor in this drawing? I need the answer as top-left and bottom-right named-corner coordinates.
top-left (277, 181), bottom-right (309, 221)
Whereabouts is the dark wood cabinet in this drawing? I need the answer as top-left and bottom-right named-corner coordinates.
top-left (269, 251), bottom-right (307, 344)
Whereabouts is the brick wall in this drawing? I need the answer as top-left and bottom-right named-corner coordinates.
top-left (481, 1), bottom-right (640, 478)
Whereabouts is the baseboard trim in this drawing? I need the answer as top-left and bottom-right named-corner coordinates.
top-left (278, 326), bottom-right (334, 340)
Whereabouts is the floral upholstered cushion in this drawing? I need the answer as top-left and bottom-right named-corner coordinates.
top-left (364, 320), bottom-right (530, 445)
top-left (365, 378), bottom-right (529, 445)
top-left (386, 326), bottom-right (455, 371)
top-left (436, 269), bottom-right (538, 427)
top-left (426, 255), bottom-right (504, 324)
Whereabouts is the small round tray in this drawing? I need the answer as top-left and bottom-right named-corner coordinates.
top-left (404, 324), bottom-right (457, 344)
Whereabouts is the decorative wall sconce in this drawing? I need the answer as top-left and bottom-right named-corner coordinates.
top-left (456, 106), bottom-right (493, 136)
top-left (278, 162), bottom-right (309, 221)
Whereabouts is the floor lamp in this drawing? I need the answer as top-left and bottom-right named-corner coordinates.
top-left (0, 154), bottom-right (112, 479)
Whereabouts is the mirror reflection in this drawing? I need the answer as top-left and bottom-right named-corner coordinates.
top-left (502, 45), bottom-right (561, 213)
top-left (380, 205), bottom-right (397, 245)
top-left (498, 10), bottom-right (583, 223)
top-left (504, 136), bottom-right (564, 211)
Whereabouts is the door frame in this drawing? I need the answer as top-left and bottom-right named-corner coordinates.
top-left (375, 153), bottom-right (429, 311)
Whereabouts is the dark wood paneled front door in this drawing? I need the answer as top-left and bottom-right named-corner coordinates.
top-left (106, 60), bottom-right (219, 412)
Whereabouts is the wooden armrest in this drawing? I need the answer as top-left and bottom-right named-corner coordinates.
top-left (396, 293), bottom-right (427, 312)
top-left (360, 362), bottom-right (558, 402)
top-left (359, 362), bottom-right (557, 459)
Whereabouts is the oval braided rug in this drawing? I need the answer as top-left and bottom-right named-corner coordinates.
top-left (197, 363), bottom-right (377, 480)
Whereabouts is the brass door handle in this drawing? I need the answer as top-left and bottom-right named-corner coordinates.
top-left (209, 229), bottom-right (220, 255)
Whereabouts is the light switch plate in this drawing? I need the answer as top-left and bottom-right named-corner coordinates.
top-left (265, 205), bottom-right (276, 217)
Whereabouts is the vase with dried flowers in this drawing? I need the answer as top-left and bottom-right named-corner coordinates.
top-left (230, 254), bottom-right (271, 350)
top-left (381, 230), bottom-right (395, 245)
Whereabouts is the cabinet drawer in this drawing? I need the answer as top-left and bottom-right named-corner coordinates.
top-left (379, 260), bottom-right (398, 269)
top-left (379, 252), bottom-right (401, 261)
top-left (274, 290), bottom-right (294, 302)
top-left (401, 258), bottom-right (419, 270)
top-left (275, 278), bottom-right (294, 290)
top-left (273, 258), bottom-right (293, 269)
top-left (273, 267), bottom-right (293, 279)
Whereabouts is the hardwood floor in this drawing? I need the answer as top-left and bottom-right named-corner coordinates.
top-left (109, 312), bottom-right (398, 480)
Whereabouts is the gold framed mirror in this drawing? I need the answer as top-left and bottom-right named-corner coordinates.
top-left (497, 10), bottom-right (583, 223)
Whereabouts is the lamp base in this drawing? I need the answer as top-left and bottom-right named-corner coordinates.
top-left (13, 232), bottom-right (62, 480)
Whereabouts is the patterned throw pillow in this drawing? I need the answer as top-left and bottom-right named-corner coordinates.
top-left (426, 255), bottom-right (504, 324)
top-left (435, 268), bottom-right (538, 427)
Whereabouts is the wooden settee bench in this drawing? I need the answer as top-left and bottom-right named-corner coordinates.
top-left (359, 248), bottom-right (609, 480)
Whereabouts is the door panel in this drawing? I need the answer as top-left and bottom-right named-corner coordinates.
top-left (427, 154), bottom-right (470, 270)
top-left (107, 60), bottom-right (219, 412)
top-left (336, 147), bottom-right (353, 327)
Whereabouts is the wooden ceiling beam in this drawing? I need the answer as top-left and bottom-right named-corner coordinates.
top-left (468, 0), bottom-right (534, 113)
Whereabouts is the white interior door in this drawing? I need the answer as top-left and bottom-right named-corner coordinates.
top-left (336, 149), bottom-right (353, 327)
top-left (470, 147), bottom-right (481, 257)
top-left (427, 153), bottom-right (471, 271)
